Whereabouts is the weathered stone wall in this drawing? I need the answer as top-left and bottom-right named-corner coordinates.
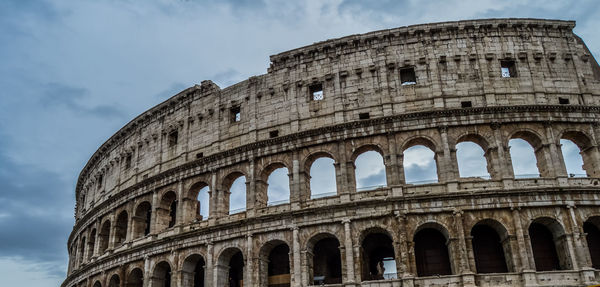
top-left (63, 18), bottom-right (600, 287)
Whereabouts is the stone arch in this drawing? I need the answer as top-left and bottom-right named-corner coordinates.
top-left (584, 216), bottom-right (600, 269)
top-left (216, 247), bottom-right (245, 287)
top-left (152, 261), bottom-right (173, 287)
top-left (132, 201), bottom-right (152, 239)
top-left (560, 130), bottom-right (598, 177)
top-left (470, 219), bottom-right (512, 273)
top-left (304, 151), bottom-right (337, 199)
top-left (306, 232), bottom-right (342, 285)
top-left (77, 235), bottom-right (86, 266)
top-left (93, 281), bottom-right (102, 287)
top-left (181, 254), bottom-right (205, 287)
top-left (456, 133), bottom-right (494, 179)
top-left (352, 145), bottom-right (388, 191)
top-left (157, 190), bottom-right (177, 231)
top-left (413, 221), bottom-right (453, 277)
top-left (259, 162), bottom-right (291, 207)
top-left (126, 268), bottom-right (144, 287)
top-left (258, 239), bottom-right (291, 287)
top-left (401, 136), bottom-right (440, 184)
top-left (508, 129), bottom-right (548, 178)
top-left (98, 220), bottom-right (111, 254)
top-left (186, 181), bottom-right (210, 222)
top-left (359, 227), bottom-right (397, 281)
top-left (114, 210), bottom-right (128, 246)
top-left (223, 171), bottom-right (247, 214)
top-left (87, 228), bottom-right (96, 261)
top-left (527, 217), bottom-right (572, 271)
top-left (108, 274), bottom-right (120, 287)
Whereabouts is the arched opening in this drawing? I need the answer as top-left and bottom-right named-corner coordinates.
top-left (99, 221), bottom-right (111, 254)
top-left (354, 150), bottom-right (387, 191)
top-left (471, 224), bottom-right (508, 273)
top-left (414, 227), bottom-right (452, 277)
top-left (456, 140), bottom-right (491, 179)
top-left (108, 274), bottom-right (120, 287)
top-left (158, 191), bottom-right (177, 231)
top-left (584, 218), bottom-right (600, 269)
top-left (259, 242), bottom-right (291, 287)
top-left (561, 131), bottom-right (598, 177)
top-left (182, 254), bottom-right (205, 287)
top-left (152, 261), bottom-right (172, 287)
top-left (267, 167), bottom-right (290, 206)
top-left (361, 231), bottom-right (396, 281)
top-left (127, 268), bottom-right (144, 287)
top-left (78, 236), bottom-right (86, 265)
top-left (187, 182), bottom-right (210, 222)
top-left (87, 229), bottom-right (96, 261)
top-left (560, 139), bottom-right (586, 177)
top-left (529, 218), bottom-right (571, 271)
top-left (309, 235), bottom-right (342, 285)
top-left (403, 140), bottom-right (438, 184)
top-left (216, 248), bottom-right (245, 287)
top-left (228, 175), bottom-right (247, 214)
top-left (509, 131), bottom-right (545, 178)
top-left (114, 210), bottom-right (128, 246)
top-left (309, 156), bottom-right (337, 198)
top-left (93, 281), bottom-right (102, 287)
top-left (197, 186), bottom-right (210, 220)
top-left (133, 201), bottom-right (152, 239)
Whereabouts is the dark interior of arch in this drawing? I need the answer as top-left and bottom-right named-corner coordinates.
top-left (168, 200), bottom-right (177, 228)
top-left (194, 257), bottom-right (205, 287)
top-left (135, 202), bottom-right (152, 236)
top-left (87, 230), bottom-right (96, 261)
top-left (127, 269), bottom-right (144, 287)
top-left (108, 275), bottom-right (120, 287)
top-left (99, 222), bottom-right (110, 253)
top-left (584, 222), bottom-right (600, 269)
top-left (229, 251), bottom-right (244, 287)
top-left (414, 228), bottom-right (452, 276)
top-left (313, 237), bottom-right (342, 285)
top-left (115, 212), bottom-right (128, 245)
top-left (471, 224), bottom-right (508, 273)
top-left (268, 243), bottom-right (290, 287)
top-left (529, 223), bottom-right (561, 271)
top-left (154, 262), bottom-right (172, 287)
top-left (361, 232), bottom-right (395, 281)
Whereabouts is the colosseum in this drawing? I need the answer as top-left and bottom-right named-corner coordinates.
top-left (62, 18), bottom-right (600, 287)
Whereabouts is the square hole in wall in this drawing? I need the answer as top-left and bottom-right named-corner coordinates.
top-left (461, 101), bottom-right (473, 108)
top-left (269, 130), bottom-right (279, 138)
top-left (196, 152), bottom-right (204, 159)
top-left (559, 97), bottom-right (570, 105)
top-left (500, 60), bottom-right (517, 78)
top-left (168, 130), bottom-right (178, 147)
top-left (231, 106), bottom-right (241, 122)
top-left (310, 83), bottom-right (323, 101)
top-left (125, 154), bottom-right (132, 169)
top-left (400, 67), bottom-right (417, 85)
top-left (359, 112), bottom-right (370, 120)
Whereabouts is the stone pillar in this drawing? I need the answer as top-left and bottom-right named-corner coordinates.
top-left (490, 122), bottom-right (514, 179)
top-left (176, 180), bottom-right (184, 226)
top-left (386, 133), bottom-right (403, 187)
top-left (206, 242), bottom-right (214, 287)
top-left (209, 171), bottom-right (218, 220)
top-left (337, 141), bottom-right (351, 201)
top-left (567, 205), bottom-right (593, 268)
top-left (292, 226), bottom-right (302, 287)
top-left (342, 219), bottom-right (355, 283)
top-left (290, 150), bottom-right (302, 210)
top-left (246, 234), bottom-right (254, 287)
top-left (439, 126), bottom-right (458, 190)
top-left (452, 209), bottom-right (471, 274)
top-left (511, 207), bottom-right (532, 271)
top-left (151, 191), bottom-right (159, 235)
top-left (544, 123), bottom-right (568, 178)
top-left (395, 212), bottom-right (412, 276)
top-left (246, 159), bottom-right (256, 216)
top-left (144, 256), bottom-right (151, 287)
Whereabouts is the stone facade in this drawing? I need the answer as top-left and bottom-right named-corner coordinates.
top-left (63, 18), bottom-right (600, 287)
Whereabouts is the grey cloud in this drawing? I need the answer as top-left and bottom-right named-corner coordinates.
top-left (38, 82), bottom-right (127, 119)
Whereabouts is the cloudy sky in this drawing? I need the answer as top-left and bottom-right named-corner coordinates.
top-left (0, 0), bottom-right (598, 286)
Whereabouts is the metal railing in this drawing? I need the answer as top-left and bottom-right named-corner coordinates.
top-left (514, 173), bottom-right (541, 179)
top-left (406, 179), bottom-right (438, 185)
top-left (267, 199), bottom-right (290, 206)
top-left (310, 191), bottom-right (337, 199)
top-left (569, 173), bottom-right (587, 178)
top-left (356, 185), bottom-right (386, 192)
top-left (229, 207), bottom-right (246, 214)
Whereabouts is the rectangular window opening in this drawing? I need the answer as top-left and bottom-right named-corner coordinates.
top-left (168, 131), bottom-right (178, 147)
top-left (98, 174), bottom-right (103, 189)
top-left (231, 106), bottom-right (241, 122)
top-left (359, 112), bottom-right (370, 120)
top-left (500, 60), bottom-right (517, 78)
top-left (196, 152), bottom-right (204, 159)
top-left (461, 101), bottom-right (472, 108)
top-left (559, 97), bottom-right (570, 105)
top-left (269, 130), bottom-right (279, 138)
top-left (125, 154), bottom-right (132, 169)
top-left (310, 83), bottom-right (324, 101)
top-left (400, 67), bottom-right (417, 85)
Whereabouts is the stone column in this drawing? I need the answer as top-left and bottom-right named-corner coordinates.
top-left (490, 122), bottom-right (514, 179)
top-left (292, 226), bottom-right (302, 287)
top-left (209, 171), bottom-right (218, 220)
top-left (386, 133), bottom-right (403, 187)
top-left (544, 123), bottom-right (567, 178)
top-left (511, 207), bottom-right (532, 271)
top-left (290, 149), bottom-right (302, 210)
top-left (176, 180), bottom-right (184, 226)
top-left (246, 159), bottom-right (256, 216)
top-left (246, 234), bottom-right (254, 287)
top-left (206, 242), bottom-right (214, 287)
top-left (452, 209), bottom-right (471, 274)
top-left (567, 205), bottom-right (592, 268)
top-left (342, 219), bottom-right (355, 283)
top-left (150, 191), bottom-right (159, 235)
top-left (439, 126), bottom-right (459, 190)
top-left (337, 141), bottom-right (352, 201)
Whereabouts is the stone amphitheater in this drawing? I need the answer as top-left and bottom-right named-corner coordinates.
top-left (62, 18), bottom-right (600, 287)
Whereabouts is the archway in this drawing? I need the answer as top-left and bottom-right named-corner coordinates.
top-left (152, 261), bottom-right (172, 287)
top-left (108, 274), bottom-right (120, 287)
top-left (456, 140), bottom-right (491, 179)
top-left (158, 191), bottom-right (177, 231)
top-left (403, 141), bottom-right (438, 184)
top-left (228, 175), bottom-right (247, 214)
top-left (87, 229), bottom-right (96, 261)
top-left (584, 217), bottom-right (600, 269)
top-left (414, 227), bottom-right (452, 276)
top-left (126, 268), bottom-right (144, 287)
top-left (354, 150), bottom-right (387, 191)
top-left (528, 218), bottom-right (571, 271)
top-left (267, 167), bottom-right (290, 206)
top-left (309, 156), bottom-right (337, 198)
top-left (259, 241), bottom-right (291, 287)
top-left (182, 254), bottom-right (205, 287)
top-left (361, 231), bottom-right (396, 281)
top-left (309, 235), bottom-right (342, 285)
top-left (471, 224), bottom-right (509, 273)
top-left (216, 248), bottom-right (245, 287)
top-left (114, 210), bottom-right (128, 246)
top-left (133, 201), bottom-right (152, 238)
top-left (560, 139), bottom-right (586, 177)
top-left (99, 221), bottom-right (111, 254)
